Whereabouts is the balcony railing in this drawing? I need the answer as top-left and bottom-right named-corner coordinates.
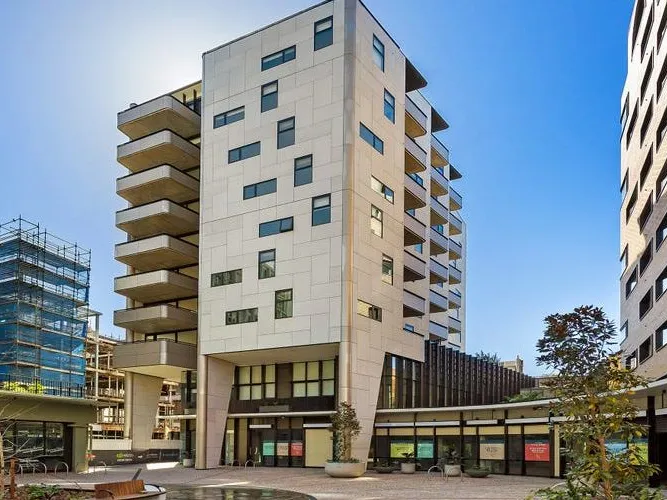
top-left (431, 135), bottom-right (450, 166)
top-left (405, 135), bottom-right (428, 173)
top-left (450, 187), bottom-right (463, 210)
top-left (405, 96), bottom-right (428, 138)
top-left (0, 374), bottom-right (86, 399)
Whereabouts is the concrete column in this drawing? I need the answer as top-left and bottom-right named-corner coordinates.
top-left (126, 372), bottom-right (163, 450)
top-left (195, 354), bottom-right (234, 469)
top-left (70, 424), bottom-right (89, 473)
top-left (123, 372), bottom-right (133, 438)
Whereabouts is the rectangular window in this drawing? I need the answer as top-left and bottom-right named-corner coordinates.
top-left (657, 109), bottom-right (667, 147)
top-left (294, 155), bottom-right (313, 186)
top-left (621, 321), bottom-right (628, 341)
top-left (621, 95), bottom-right (629, 131)
top-left (261, 81), bottom-right (279, 112)
top-left (640, 102), bottom-right (653, 144)
top-left (226, 308), bottom-right (258, 325)
top-left (214, 106), bottom-right (245, 128)
top-left (641, 7), bottom-right (654, 59)
top-left (640, 153), bottom-right (653, 188)
top-left (382, 254), bottom-right (393, 285)
top-left (261, 46), bottom-right (296, 71)
top-left (371, 176), bottom-right (394, 203)
top-left (656, 264), bottom-right (667, 298)
top-left (639, 288), bottom-right (653, 319)
top-left (657, 161), bottom-right (667, 197)
top-left (404, 324), bottom-right (415, 333)
top-left (660, 7), bottom-right (667, 50)
top-left (657, 211), bottom-right (667, 248)
top-left (641, 55), bottom-right (654, 100)
top-left (659, 58), bottom-right (667, 99)
top-left (621, 172), bottom-right (628, 200)
top-left (243, 178), bottom-right (277, 200)
top-left (236, 364), bottom-right (275, 400)
top-left (640, 241), bottom-right (653, 275)
top-left (414, 243), bottom-right (423, 254)
top-left (372, 35), bottom-right (385, 71)
top-left (314, 16), bottom-right (333, 51)
top-left (259, 217), bottom-right (293, 237)
top-left (275, 289), bottom-right (293, 319)
top-left (384, 90), bottom-right (395, 122)
top-left (657, 320), bottom-right (667, 351)
top-left (371, 205), bottom-right (383, 237)
top-left (229, 142), bottom-right (261, 163)
top-left (312, 194), bottom-right (331, 226)
top-left (627, 103), bottom-right (638, 147)
top-left (292, 360), bottom-right (335, 397)
top-left (258, 249), bottom-right (276, 279)
top-left (211, 269), bottom-right (242, 287)
top-left (626, 185), bottom-right (638, 222)
top-left (357, 299), bottom-right (382, 322)
top-left (621, 245), bottom-right (628, 274)
top-left (626, 267), bottom-right (638, 298)
top-left (277, 117), bottom-right (295, 149)
top-left (626, 351), bottom-right (638, 370)
top-left (359, 123), bottom-right (384, 154)
top-left (638, 196), bottom-right (653, 230)
top-left (639, 336), bottom-right (653, 363)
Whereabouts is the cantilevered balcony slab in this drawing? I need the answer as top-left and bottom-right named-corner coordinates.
top-left (450, 164), bottom-right (463, 180)
top-left (431, 135), bottom-right (450, 167)
top-left (429, 320), bottom-right (448, 339)
top-left (116, 200), bottom-right (198, 239)
top-left (449, 239), bottom-right (463, 260)
top-left (405, 135), bottom-right (428, 173)
top-left (405, 97), bottom-right (428, 138)
top-left (429, 288), bottom-right (448, 313)
top-left (115, 235), bottom-right (198, 272)
top-left (113, 339), bottom-right (197, 380)
top-left (403, 289), bottom-right (426, 317)
top-left (429, 258), bottom-right (448, 284)
top-left (449, 264), bottom-right (462, 284)
top-left (449, 316), bottom-right (462, 333)
top-left (431, 167), bottom-right (448, 197)
top-left (430, 196), bottom-right (449, 226)
top-left (430, 228), bottom-right (448, 256)
top-left (449, 188), bottom-right (463, 211)
top-left (115, 270), bottom-right (198, 303)
top-left (117, 130), bottom-right (200, 173)
top-left (118, 95), bottom-right (201, 141)
top-left (404, 174), bottom-right (427, 210)
top-left (449, 213), bottom-right (463, 235)
top-left (449, 290), bottom-right (462, 309)
top-left (404, 213), bottom-right (426, 246)
top-left (117, 165), bottom-right (200, 206)
top-left (404, 250), bottom-right (426, 282)
top-left (114, 304), bottom-right (197, 334)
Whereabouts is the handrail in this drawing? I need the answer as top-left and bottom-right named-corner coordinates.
top-left (405, 96), bottom-right (428, 122)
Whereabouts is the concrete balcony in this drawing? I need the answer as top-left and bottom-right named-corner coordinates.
top-left (450, 164), bottom-right (463, 181)
top-left (431, 167), bottom-right (448, 197)
top-left (114, 304), bottom-right (197, 334)
top-left (405, 135), bottom-right (428, 174)
top-left (405, 96), bottom-right (428, 138)
top-left (116, 200), bottom-right (198, 239)
top-left (117, 165), bottom-right (200, 206)
top-left (449, 316), bottom-right (462, 333)
top-left (115, 270), bottom-right (198, 303)
top-left (403, 289), bottom-right (426, 317)
top-left (429, 258), bottom-right (448, 284)
top-left (449, 264), bottom-right (462, 284)
top-left (429, 288), bottom-right (448, 313)
top-left (449, 239), bottom-right (463, 260)
top-left (450, 187), bottom-right (463, 211)
top-left (117, 95), bottom-right (201, 141)
top-left (431, 135), bottom-right (450, 167)
top-left (430, 228), bottom-right (448, 256)
top-left (115, 235), bottom-right (198, 272)
top-left (113, 339), bottom-right (197, 380)
top-left (429, 320), bottom-right (448, 339)
top-left (404, 174), bottom-right (427, 210)
top-left (404, 213), bottom-right (426, 246)
top-left (449, 290), bottom-right (462, 309)
top-left (404, 250), bottom-right (427, 282)
top-left (117, 130), bottom-right (200, 173)
top-left (430, 196), bottom-right (449, 226)
top-left (449, 213), bottom-right (463, 235)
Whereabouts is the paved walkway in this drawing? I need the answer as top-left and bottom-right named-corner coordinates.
top-left (33, 463), bottom-right (561, 499)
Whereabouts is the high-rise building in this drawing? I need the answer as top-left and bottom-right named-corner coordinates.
top-left (621, 0), bottom-right (667, 379)
top-left (113, 0), bottom-right (541, 470)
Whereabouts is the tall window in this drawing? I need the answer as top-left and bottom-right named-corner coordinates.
top-left (620, 321), bottom-right (628, 341)
top-left (360, 123), bottom-right (384, 154)
top-left (657, 161), bottom-right (667, 197)
top-left (657, 109), bottom-right (667, 146)
top-left (229, 142), bottom-right (261, 163)
top-left (640, 153), bottom-right (653, 188)
top-left (626, 268), bottom-right (638, 298)
top-left (656, 264), bottom-right (667, 298)
top-left (294, 155), bottom-right (313, 186)
top-left (314, 17), bottom-right (333, 50)
top-left (277, 117), bottom-right (295, 149)
top-left (371, 176), bottom-right (394, 203)
top-left (382, 255), bottom-right (393, 285)
top-left (214, 107), bottom-right (245, 128)
top-left (372, 35), bottom-right (385, 71)
top-left (640, 241), bottom-right (653, 275)
top-left (211, 269), bottom-right (242, 287)
top-left (312, 194), bottom-right (331, 226)
top-left (292, 360), bottom-right (335, 397)
top-left (357, 299), bottom-right (382, 321)
top-left (261, 46), bottom-right (296, 71)
top-left (258, 249), bottom-right (276, 279)
top-left (639, 336), bottom-right (653, 363)
top-left (261, 81), bottom-right (279, 112)
top-left (237, 365), bottom-right (276, 400)
top-left (371, 205), bottom-right (383, 237)
top-left (275, 289), bottom-right (293, 319)
top-left (384, 90), bottom-right (395, 122)
top-left (639, 288), bottom-right (653, 319)
top-left (657, 320), bottom-right (667, 351)
top-left (657, 211), bottom-right (667, 248)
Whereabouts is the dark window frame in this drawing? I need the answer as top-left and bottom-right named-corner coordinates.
top-left (640, 101), bottom-right (654, 144)
top-left (312, 194), bottom-right (331, 226)
top-left (638, 194), bottom-right (654, 230)
top-left (640, 240), bottom-right (653, 275)
top-left (211, 269), bottom-right (242, 287)
top-left (382, 254), bottom-right (393, 285)
top-left (277, 117), bottom-right (296, 149)
top-left (259, 216), bottom-right (294, 238)
top-left (627, 103), bottom-right (638, 148)
top-left (243, 178), bottom-right (277, 200)
top-left (384, 89), bottom-right (395, 123)
top-left (641, 54), bottom-right (654, 100)
top-left (626, 185), bottom-right (638, 222)
top-left (639, 335), bottom-right (653, 364)
top-left (656, 264), bottom-right (667, 299)
top-left (626, 267), bottom-right (638, 298)
top-left (294, 155), bottom-right (313, 186)
top-left (657, 211), bottom-right (667, 249)
top-left (229, 141), bottom-right (261, 164)
top-left (274, 288), bottom-right (293, 319)
top-left (261, 46), bottom-right (296, 71)
top-left (359, 123), bottom-right (384, 154)
top-left (314, 16), bottom-right (333, 51)
top-left (372, 35), bottom-right (385, 71)
top-left (214, 106), bottom-right (245, 128)
top-left (258, 249), bottom-right (276, 279)
top-left (640, 152), bottom-right (653, 188)
top-left (639, 287), bottom-right (653, 319)
top-left (357, 299), bottom-right (382, 322)
top-left (225, 308), bottom-right (259, 325)
top-left (261, 81), bottom-right (279, 112)
top-left (656, 320), bottom-right (667, 352)
top-left (640, 6), bottom-right (654, 61)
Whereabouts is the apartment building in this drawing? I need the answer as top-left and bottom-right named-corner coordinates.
top-left (113, 0), bottom-right (476, 469)
top-left (621, 0), bottom-right (667, 379)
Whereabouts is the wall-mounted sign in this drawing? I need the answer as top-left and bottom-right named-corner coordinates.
top-left (262, 441), bottom-right (275, 456)
top-left (390, 441), bottom-right (414, 458)
top-left (290, 442), bottom-right (303, 457)
top-left (417, 441), bottom-right (434, 459)
top-left (479, 438), bottom-right (504, 460)
top-left (525, 439), bottom-right (550, 462)
top-left (277, 442), bottom-right (289, 456)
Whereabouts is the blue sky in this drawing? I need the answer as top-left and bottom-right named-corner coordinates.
top-left (0, 1), bottom-right (632, 375)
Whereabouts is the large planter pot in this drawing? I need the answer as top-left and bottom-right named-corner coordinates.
top-left (182, 458), bottom-right (194, 468)
top-left (444, 464), bottom-right (461, 477)
top-left (400, 462), bottom-right (416, 474)
top-left (466, 468), bottom-right (490, 478)
top-left (325, 461), bottom-right (366, 478)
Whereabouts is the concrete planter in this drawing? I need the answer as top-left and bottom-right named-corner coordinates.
top-left (325, 461), bottom-right (366, 478)
top-left (445, 464), bottom-right (461, 477)
top-left (400, 462), bottom-right (416, 474)
top-left (182, 458), bottom-right (194, 468)
top-left (465, 468), bottom-right (490, 478)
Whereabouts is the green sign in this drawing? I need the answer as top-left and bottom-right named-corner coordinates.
top-left (390, 441), bottom-right (414, 458)
top-left (417, 441), bottom-right (434, 459)
top-left (262, 441), bottom-right (275, 456)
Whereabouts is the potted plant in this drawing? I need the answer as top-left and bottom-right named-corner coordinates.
top-left (400, 451), bottom-right (416, 474)
top-left (443, 446), bottom-right (461, 477)
top-left (182, 450), bottom-right (194, 468)
top-left (325, 402), bottom-right (365, 478)
top-left (465, 465), bottom-right (490, 478)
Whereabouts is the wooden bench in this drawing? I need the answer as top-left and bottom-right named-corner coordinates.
top-left (94, 480), bottom-right (147, 499)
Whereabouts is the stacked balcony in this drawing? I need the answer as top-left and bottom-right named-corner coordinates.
top-left (115, 235), bottom-right (198, 272)
top-left (117, 165), bottom-right (199, 206)
top-left (404, 251), bottom-right (427, 282)
top-left (115, 270), bottom-right (198, 303)
top-left (114, 304), bottom-right (197, 334)
top-left (114, 338), bottom-right (197, 380)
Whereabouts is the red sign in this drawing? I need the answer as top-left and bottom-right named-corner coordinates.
top-left (525, 440), bottom-right (550, 462)
top-left (290, 442), bottom-right (303, 457)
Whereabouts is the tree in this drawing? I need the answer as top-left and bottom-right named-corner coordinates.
top-left (329, 402), bottom-right (361, 463)
top-left (475, 350), bottom-right (500, 364)
top-left (534, 305), bottom-right (659, 499)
